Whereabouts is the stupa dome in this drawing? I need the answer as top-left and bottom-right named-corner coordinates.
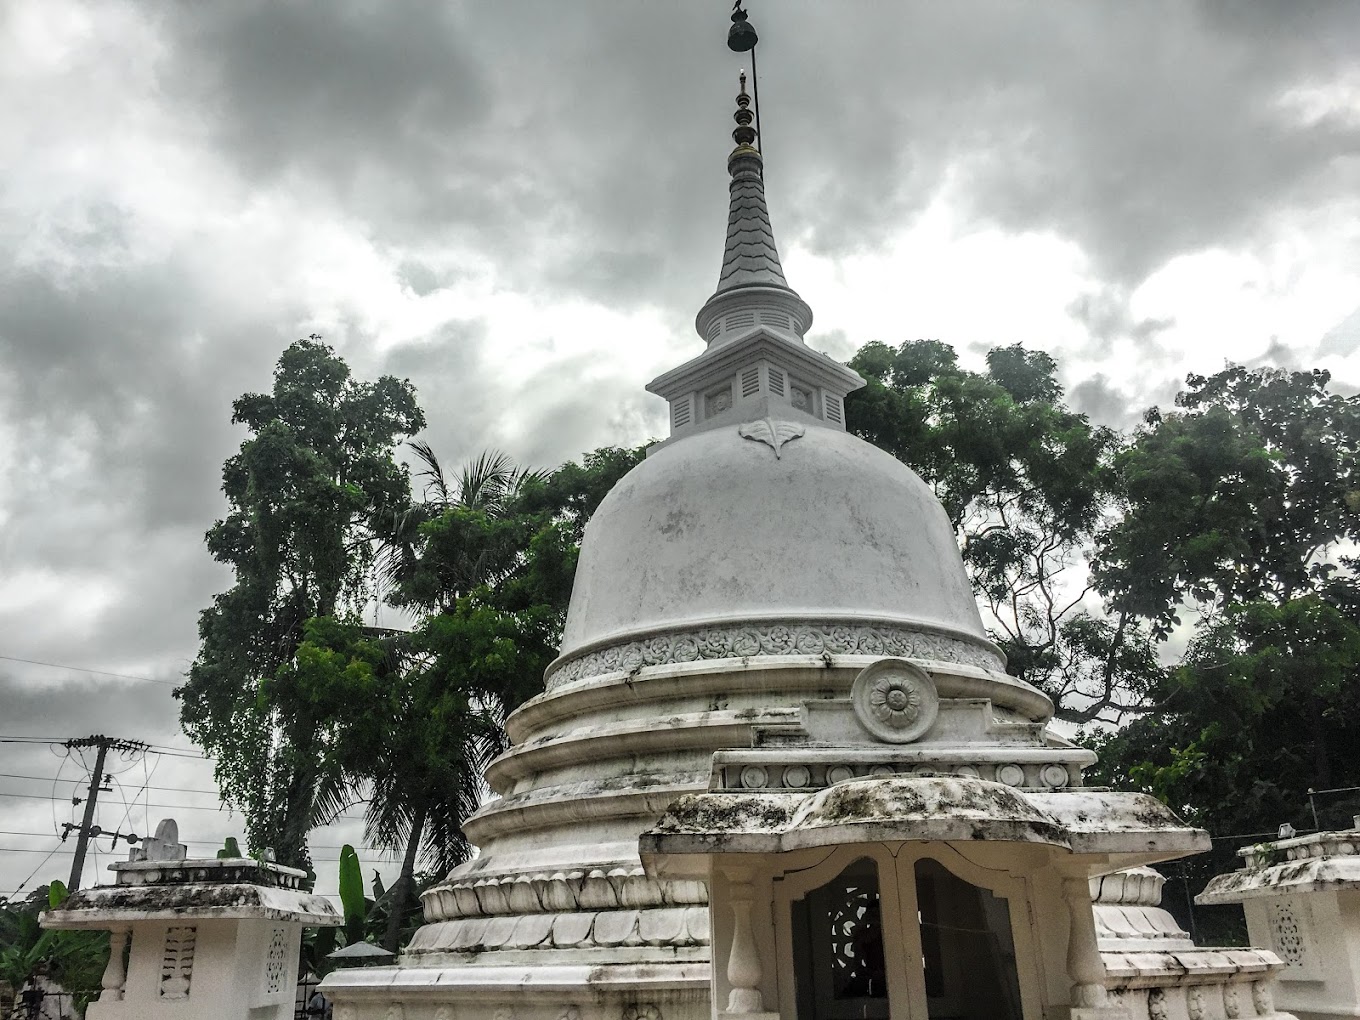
top-left (554, 420), bottom-right (1000, 676)
top-left (547, 69), bottom-right (1002, 687)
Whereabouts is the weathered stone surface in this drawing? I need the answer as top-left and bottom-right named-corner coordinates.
top-left (42, 880), bottom-right (338, 926)
top-left (640, 776), bottom-right (1207, 860)
top-left (554, 423), bottom-right (997, 668)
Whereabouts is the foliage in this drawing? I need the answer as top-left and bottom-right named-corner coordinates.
top-left (177, 336), bottom-right (425, 868)
top-left (216, 836), bottom-right (241, 859)
top-left (181, 329), bottom-right (644, 956)
top-left (351, 441), bottom-right (622, 951)
top-left (515, 444), bottom-right (648, 545)
top-left (0, 885), bottom-right (109, 1016)
top-left (337, 844), bottom-right (366, 945)
top-left (1086, 366), bottom-right (1360, 921)
top-left (846, 340), bottom-right (1133, 720)
top-left (1090, 591), bottom-right (1360, 835)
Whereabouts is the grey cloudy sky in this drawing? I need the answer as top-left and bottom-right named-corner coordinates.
top-left (2, 1), bottom-right (1359, 896)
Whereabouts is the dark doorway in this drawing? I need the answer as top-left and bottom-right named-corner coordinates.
top-left (791, 857), bottom-right (891, 1020)
top-left (914, 858), bottom-right (1023, 1020)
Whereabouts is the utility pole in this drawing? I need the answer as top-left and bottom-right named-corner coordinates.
top-left (64, 735), bottom-right (149, 891)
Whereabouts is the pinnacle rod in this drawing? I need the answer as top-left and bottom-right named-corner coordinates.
top-left (750, 43), bottom-right (763, 159)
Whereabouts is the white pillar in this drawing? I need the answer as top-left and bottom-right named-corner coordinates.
top-left (1063, 876), bottom-right (1111, 1012)
top-left (98, 927), bottom-right (129, 1002)
top-left (726, 883), bottom-right (764, 1014)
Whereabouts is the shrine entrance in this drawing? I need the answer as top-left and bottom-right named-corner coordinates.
top-left (777, 845), bottom-right (1034, 1020)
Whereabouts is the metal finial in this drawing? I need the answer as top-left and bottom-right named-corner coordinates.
top-left (732, 71), bottom-right (756, 149)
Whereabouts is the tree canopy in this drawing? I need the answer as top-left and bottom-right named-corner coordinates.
top-left (179, 338), bottom-right (644, 944)
top-left (846, 339), bottom-right (1153, 722)
top-left (177, 336), bottom-right (424, 868)
top-left (1089, 366), bottom-right (1360, 843)
top-left (849, 346), bottom-right (1360, 935)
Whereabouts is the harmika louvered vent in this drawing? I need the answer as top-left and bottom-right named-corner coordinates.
top-left (672, 395), bottom-right (693, 430)
top-left (760, 310), bottom-right (791, 330)
top-left (741, 366), bottom-right (760, 398)
top-left (726, 310), bottom-right (756, 330)
top-left (768, 367), bottom-right (785, 396)
top-left (825, 393), bottom-right (844, 424)
top-left (705, 318), bottom-right (723, 342)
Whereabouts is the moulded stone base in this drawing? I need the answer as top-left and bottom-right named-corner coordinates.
top-left (321, 960), bottom-right (711, 1020)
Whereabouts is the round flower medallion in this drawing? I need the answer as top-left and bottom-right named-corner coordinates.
top-left (739, 765), bottom-right (769, 789)
top-left (827, 765), bottom-right (855, 785)
top-left (1040, 763), bottom-right (1070, 789)
top-left (851, 659), bottom-right (939, 743)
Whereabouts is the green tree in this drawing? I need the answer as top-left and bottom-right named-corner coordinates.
top-left (1090, 365), bottom-right (1360, 841)
top-left (358, 442), bottom-right (646, 950)
top-left (0, 885), bottom-right (109, 1016)
top-left (846, 340), bottom-right (1144, 720)
top-left (176, 337), bottom-right (424, 868)
top-left (1095, 365), bottom-right (1360, 633)
top-left (309, 447), bottom-right (558, 952)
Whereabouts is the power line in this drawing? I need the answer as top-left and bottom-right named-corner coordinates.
top-left (0, 832), bottom-right (398, 853)
top-left (0, 772), bottom-right (223, 795)
top-left (0, 791), bottom-right (363, 819)
top-left (146, 746), bottom-right (214, 760)
top-left (64, 736), bottom-right (150, 891)
top-left (0, 791), bottom-right (367, 825)
top-left (4, 838), bottom-right (68, 899)
top-left (0, 654), bottom-right (180, 686)
top-left (1, 792), bottom-right (223, 807)
top-left (0, 736), bottom-right (213, 759)
top-left (107, 754), bottom-right (163, 847)
top-left (0, 848), bottom-right (396, 866)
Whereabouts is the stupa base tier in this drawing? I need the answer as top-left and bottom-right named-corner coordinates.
top-left (321, 958), bottom-right (711, 1020)
top-left (405, 905), bottom-right (710, 956)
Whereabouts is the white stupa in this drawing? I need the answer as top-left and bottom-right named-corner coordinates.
top-left (325, 71), bottom-right (1292, 1020)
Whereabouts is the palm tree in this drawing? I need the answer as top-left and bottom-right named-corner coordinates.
top-left (354, 445), bottom-right (548, 951)
top-left (378, 444), bottom-right (542, 608)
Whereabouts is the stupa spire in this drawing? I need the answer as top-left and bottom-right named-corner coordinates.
top-left (715, 71), bottom-right (787, 292)
top-left (694, 71), bottom-right (813, 346)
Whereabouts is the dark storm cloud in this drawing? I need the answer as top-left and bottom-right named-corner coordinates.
top-left (1070, 372), bottom-right (1186, 434)
top-left (1066, 286), bottom-right (1176, 360)
top-left (151, 2), bottom-right (1360, 309)
top-left (160, 3), bottom-right (489, 188)
top-left (776, 2), bottom-right (1360, 282)
top-left (0, 0), bottom-right (1353, 675)
top-left (0, 262), bottom-right (275, 535)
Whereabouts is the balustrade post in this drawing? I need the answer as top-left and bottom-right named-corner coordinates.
top-left (99, 927), bottom-right (129, 1002)
top-left (726, 880), bottom-right (764, 1013)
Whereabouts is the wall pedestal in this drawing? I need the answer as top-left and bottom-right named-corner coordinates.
top-left (41, 819), bottom-right (339, 1020)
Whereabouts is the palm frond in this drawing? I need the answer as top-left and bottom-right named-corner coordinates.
top-left (409, 439), bottom-right (451, 505)
top-left (457, 449), bottom-right (517, 511)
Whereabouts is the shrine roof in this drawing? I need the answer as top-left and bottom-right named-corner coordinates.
top-left (640, 776), bottom-right (1207, 871)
